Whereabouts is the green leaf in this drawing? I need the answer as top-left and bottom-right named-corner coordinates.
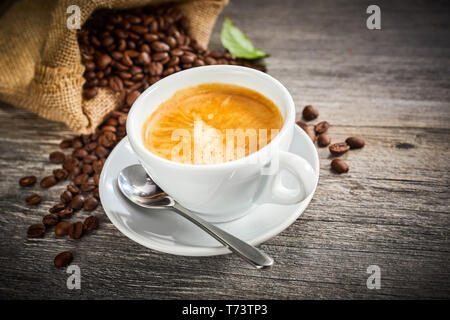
top-left (220, 18), bottom-right (268, 60)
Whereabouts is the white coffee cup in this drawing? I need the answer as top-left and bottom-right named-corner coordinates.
top-left (127, 65), bottom-right (318, 222)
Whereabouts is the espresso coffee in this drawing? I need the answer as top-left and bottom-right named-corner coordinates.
top-left (142, 83), bottom-right (283, 164)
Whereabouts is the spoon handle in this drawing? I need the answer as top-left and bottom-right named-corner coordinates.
top-left (172, 203), bottom-right (274, 269)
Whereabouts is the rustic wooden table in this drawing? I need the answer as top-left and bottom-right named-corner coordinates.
top-left (0, 0), bottom-right (449, 299)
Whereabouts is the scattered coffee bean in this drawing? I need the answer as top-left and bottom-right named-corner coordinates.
top-left (83, 216), bottom-right (99, 231)
top-left (63, 157), bottom-right (79, 171)
top-left (19, 176), bottom-right (37, 187)
top-left (58, 208), bottom-right (73, 219)
top-left (49, 151), bottom-right (66, 164)
top-left (59, 139), bottom-right (72, 149)
top-left (345, 137), bottom-right (365, 149)
top-left (43, 214), bottom-right (60, 226)
top-left (331, 159), bottom-right (349, 174)
top-left (314, 121), bottom-right (330, 134)
top-left (68, 222), bottom-right (83, 239)
top-left (60, 190), bottom-right (73, 204)
top-left (80, 182), bottom-right (96, 192)
top-left (49, 203), bottom-right (65, 214)
top-left (83, 197), bottom-right (99, 211)
top-left (55, 221), bottom-right (71, 236)
top-left (70, 194), bottom-right (85, 210)
top-left (329, 142), bottom-right (350, 156)
top-left (26, 193), bottom-right (42, 205)
top-left (304, 127), bottom-right (316, 142)
top-left (27, 224), bottom-right (46, 238)
top-left (53, 168), bottom-right (69, 180)
top-left (54, 251), bottom-right (73, 268)
top-left (40, 175), bottom-right (57, 188)
top-left (295, 120), bottom-right (308, 130)
top-left (67, 184), bottom-right (80, 194)
top-left (302, 105), bottom-right (319, 121)
top-left (317, 134), bottom-right (331, 147)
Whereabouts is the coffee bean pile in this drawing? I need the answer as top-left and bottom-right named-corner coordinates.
top-left (78, 4), bottom-right (264, 105)
top-left (21, 4), bottom-right (265, 269)
top-left (296, 105), bottom-right (365, 174)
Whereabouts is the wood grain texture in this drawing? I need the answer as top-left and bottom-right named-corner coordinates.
top-left (0, 0), bottom-right (449, 299)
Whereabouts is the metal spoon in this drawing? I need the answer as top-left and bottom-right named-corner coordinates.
top-left (117, 164), bottom-right (274, 269)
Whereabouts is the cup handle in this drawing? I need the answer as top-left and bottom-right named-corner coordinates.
top-left (268, 150), bottom-right (316, 205)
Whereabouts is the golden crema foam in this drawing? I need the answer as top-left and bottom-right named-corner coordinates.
top-left (142, 83), bottom-right (283, 164)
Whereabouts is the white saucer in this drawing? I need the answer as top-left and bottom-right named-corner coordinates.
top-left (99, 126), bottom-right (319, 256)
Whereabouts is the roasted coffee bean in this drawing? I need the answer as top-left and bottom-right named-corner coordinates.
top-left (26, 193), bottom-right (42, 205)
top-left (19, 176), bottom-right (37, 187)
top-left (83, 154), bottom-right (98, 164)
top-left (95, 145), bottom-right (109, 158)
top-left (93, 187), bottom-right (100, 199)
top-left (329, 142), bottom-right (350, 156)
top-left (80, 182), bottom-right (96, 192)
top-left (54, 251), bottom-right (73, 268)
top-left (67, 184), bottom-right (80, 194)
top-left (85, 142), bottom-right (97, 152)
top-left (68, 222), bottom-right (83, 239)
top-left (49, 203), bottom-right (65, 214)
top-left (126, 90), bottom-right (140, 106)
top-left (98, 132), bottom-right (117, 148)
top-left (101, 125), bottom-right (116, 133)
top-left (152, 52), bottom-right (169, 62)
top-left (317, 134), bottom-right (331, 147)
top-left (137, 51), bottom-right (151, 65)
top-left (345, 137), bottom-right (365, 149)
top-left (304, 127), bottom-right (316, 142)
top-left (59, 139), bottom-right (72, 149)
top-left (74, 173), bottom-right (89, 186)
top-left (109, 76), bottom-right (124, 92)
top-left (70, 194), bottom-right (85, 210)
top-left (117, 114), bottom-right (127, 125)
top-left (302, 105), bottom-right (319, 121)
top-left (60, 190), bottom-right (73, 204)
top-left (151, 41), bottom-right (170, 52)
top-left (97, 54), bottom-right (112, 70)
top-left (83, 216), bottom-right (99, 231)
top-left (27, 224), bottom-right (46, 238)
top-left (43, 214), bottom-right (59, 226)
top-left (181, 53), bottom-right (195, 64)
top-left (92, 160), bottom-right (104, 173)
top-left (83, 87), bottom-right (98, 100)
top-left (73, 148), bottom-right (88, 159)
top-left (81, 164), bottom-right (93, 175)
top-left (68, 167), bottom-right (81, 180)
top-left (63, 157), bottom-right (79, 171)
top-left (83, 197), bottom-right (99, 211)
top-left (55, 221), bottom-right (71, 236)
top-left (295, 120), bottom-right (308, 130)
top-left (331, 159), bottom-right (349, 174)
top-left (314, 121), bottom-right (330, 134)
top-left (49, 151), bottom-right (66, 164)
top-left (58, 208), bottom-right (73, 219)
top-left (53, 168), bottom-right (69, 181)
top-left (71, 137), bottom-right (83, 149)
top-left (40, 176), bottom-right (57, 188)
top-left (93, 173), bottom-right (100, 186)
top-left (170, 48), bottom-right (183, 56)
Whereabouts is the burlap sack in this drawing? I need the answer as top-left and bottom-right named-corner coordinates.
top-left (0, 0), bottom-right (227, 134)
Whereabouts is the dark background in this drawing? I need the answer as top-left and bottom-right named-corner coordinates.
top-left (0, 0), bottom-right (449, 299)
